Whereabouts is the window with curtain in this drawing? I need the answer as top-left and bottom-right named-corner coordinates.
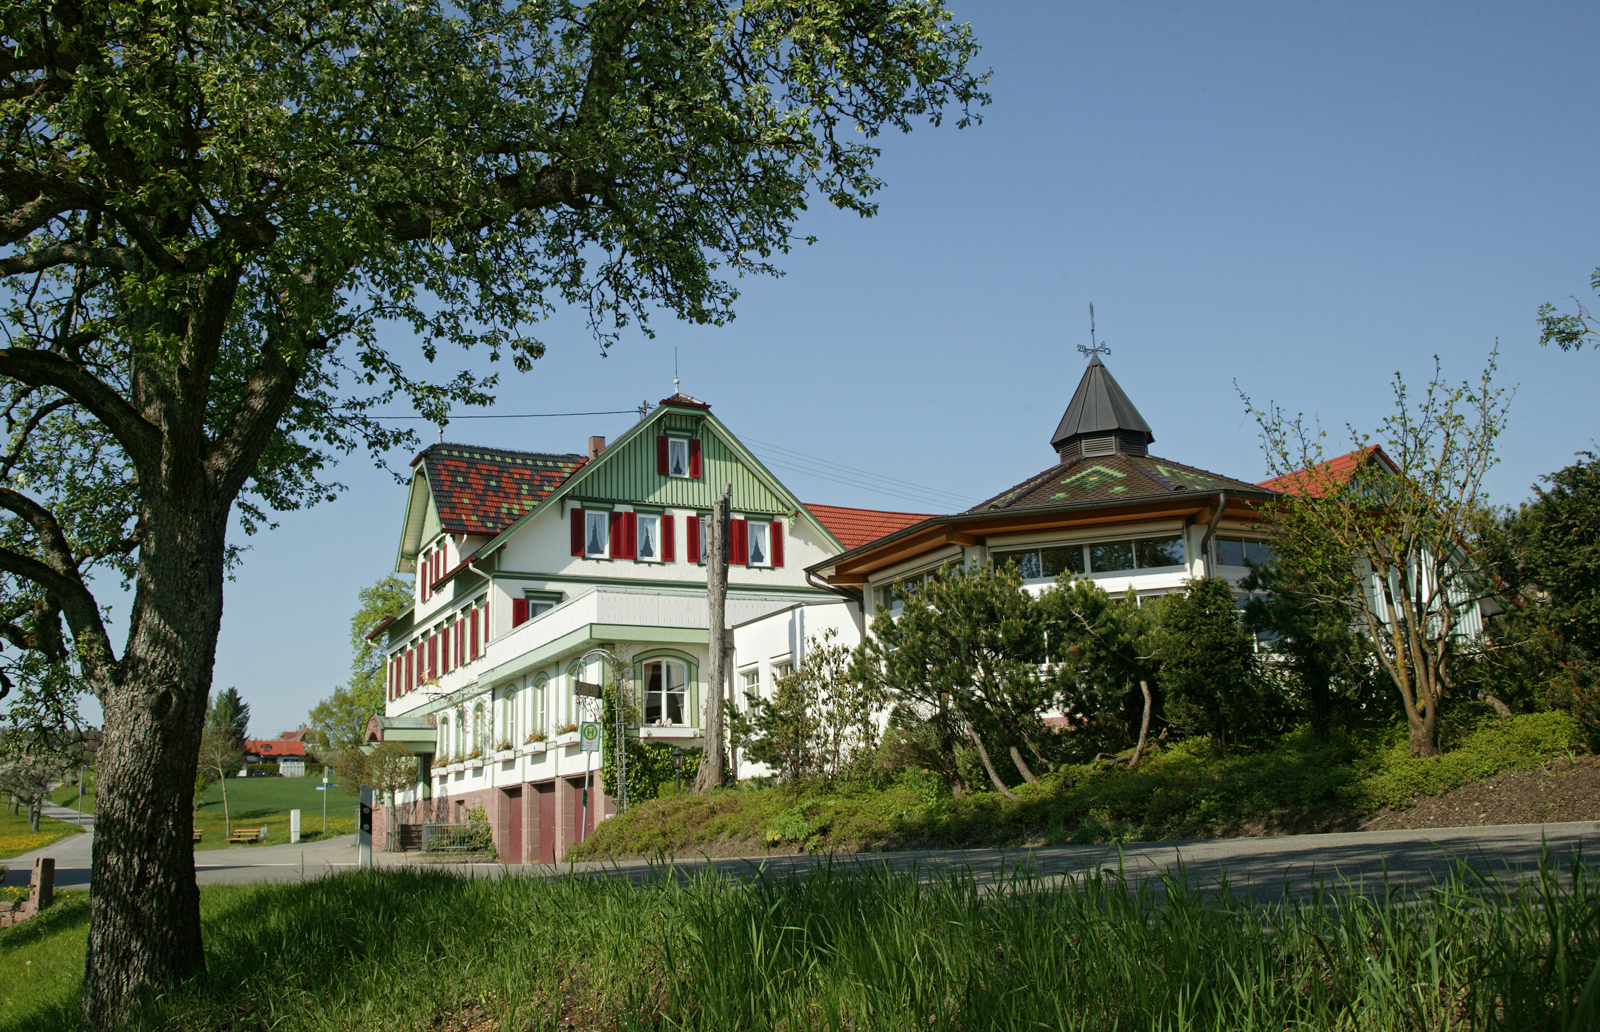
top-left (643, 659), bottom-right (688, 726)
top-left (502, 689), bottom-right (516, 747)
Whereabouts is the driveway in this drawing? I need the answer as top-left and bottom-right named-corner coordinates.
top-left (10, 809), bottom-right (1597, 897)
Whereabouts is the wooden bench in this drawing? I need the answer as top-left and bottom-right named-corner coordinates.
top-left (193, 830), bottom-right (203, 843)
top-left (227, 829), bottom-right (261, 844)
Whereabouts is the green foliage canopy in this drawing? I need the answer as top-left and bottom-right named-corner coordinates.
top-left (309, 575), bottom-right (413, 755)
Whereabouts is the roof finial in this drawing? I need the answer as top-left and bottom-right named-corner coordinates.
top-left (673, 347), bottom-right (680, 396)
top-left (1078, 303), bottom-right (1111, 359)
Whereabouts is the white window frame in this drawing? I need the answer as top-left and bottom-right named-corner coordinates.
top-left (643, 659), bottom-right (689, 727)
top-left (770, 659), bottom-right (793, 686)
top-left (584, 510), bottom-right (610, 558)
top-left (635, 513), bottom-right (662, 562)
top-left (438, 717), bottom-right (450, 759)
top-left (666, 437), bottom-right (691, 478)
top-left (501, 689), bottom-right (516, 748)
top-left (746, 520), bottom-right (771, 567)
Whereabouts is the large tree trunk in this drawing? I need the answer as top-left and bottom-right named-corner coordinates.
top-left (695, 486), bottom-right (730, 791)
top-left (81, 500), bottom-right (225, 1028)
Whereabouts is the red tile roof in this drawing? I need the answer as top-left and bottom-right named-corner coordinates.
top-left (242, 740), bottom-right (306, 758)
top-left (804, 503), bottom-right (938, 550)
top-left (1257, 446), bottom-right (1394, 497)
top-left (417, 444), bottom-right (587, 537)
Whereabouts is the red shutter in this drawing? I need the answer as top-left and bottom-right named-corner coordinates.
top-left (609, 511), bottom-right (623, 557)
top-left (662, 514), bottom-right (676, 562)
top-left (405, 648), bottom-right (414, 690)
top-left (470, 609), bottom-right (479, 660)
top-left (512, 598), bottom-right (529, 626)
top-left (623, 511), bottom-right (638, 560)
top-left (730, 519), bottom-right (748, 565)
top-left (441, 626), bottom-right (450, 673)
top-left (771, 520), bottom-right (784, 568)
top-left (455, 622), bottom-right (464, 666)
top-left (689, 439), bottom-right (702, 478)
top-left (428, 635), bottom-right (438, 679)
top-left (571, 508), bottom-right (585, 556)
top-left (687, 515), bottom-right (701, 563)
top-left (483, 597), bottom-right (489, 645)
top-left (657, 435), bottom-right (669, 475)
top-left (420, 551), bottom-right (428, 601)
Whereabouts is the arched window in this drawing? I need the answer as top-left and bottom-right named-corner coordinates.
top-left (472, 702), bottom-right (485, 755)
top-left (438, 717), bottom-right (450, 759)
top-left (533, 676), bottom-right (548, 737)
top-left (643, 659), bottom-right (688, 726)
top-left (502, 688), bottom-right (516, 747)
top-left (455, 709), bottom-right (466, 757)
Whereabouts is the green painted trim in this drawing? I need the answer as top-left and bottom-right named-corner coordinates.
top-left (472, 404), bottom-right (844, 561)
top-left (570, 498), bottom-right (615, 510)
top-left (472, 622), bottom-right (709, 689)
top-left (490, 570), bottom-right (831, 596)
top-left (633, 648), bottom-right (701, 729)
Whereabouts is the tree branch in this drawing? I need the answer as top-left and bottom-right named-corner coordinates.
top-left (0, 348), bottom-right (159, 471)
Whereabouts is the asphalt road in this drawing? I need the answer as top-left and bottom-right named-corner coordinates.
top-left (8, 802), bottom-right (1596, 898)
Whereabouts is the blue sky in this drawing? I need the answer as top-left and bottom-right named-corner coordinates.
top-left (172, 1), bottom-right (1600, 735)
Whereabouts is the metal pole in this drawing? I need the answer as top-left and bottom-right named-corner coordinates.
top-left (322, 773), bottom-right (328, 832)
top-left (358, 784), bottom-right (373, 870)
top-left (76, 765), bottom-right (83, 826)
top-left (582, 759), bottom-right (591, 843)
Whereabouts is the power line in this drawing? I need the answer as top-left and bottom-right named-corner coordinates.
top-left (753, 455), bottom-right (966, 511)
top-left (741, 434), bottom-right (975, 508)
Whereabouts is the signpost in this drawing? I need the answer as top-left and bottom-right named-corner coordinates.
top-left (358, 784), bottom-right (373, 869)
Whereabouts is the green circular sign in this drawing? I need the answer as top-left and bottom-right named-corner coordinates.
top-left (581, 723), bottom-right (599, 742)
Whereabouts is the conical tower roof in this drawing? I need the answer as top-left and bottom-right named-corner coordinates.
top-left (1050, 353), bottom-right (1154, 454)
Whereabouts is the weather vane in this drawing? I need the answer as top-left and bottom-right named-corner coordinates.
top-left (1078, 303), bottom-right (1111, 359)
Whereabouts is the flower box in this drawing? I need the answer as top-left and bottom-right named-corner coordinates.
top-left (494, 748), bottom-right (516, 762)
top-left (521, 740), bottom-right (548, 756)
top-left (639, 726), bottom-right (701, 741)
top-left (555, 731), bottom-right (581, 748)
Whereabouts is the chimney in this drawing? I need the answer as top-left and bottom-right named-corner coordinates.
top-left (588, 436), bottom-right (606, 459)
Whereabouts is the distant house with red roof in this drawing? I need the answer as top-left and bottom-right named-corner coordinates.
top-left (1257, 446), bottom-right (1398, 497)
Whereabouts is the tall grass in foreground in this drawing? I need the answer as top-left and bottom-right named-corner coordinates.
top-left (9, 856), bottom-right (1600, 1031)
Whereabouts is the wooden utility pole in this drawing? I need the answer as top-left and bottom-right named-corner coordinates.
top-left (697, 484), bottom-right (732, 790)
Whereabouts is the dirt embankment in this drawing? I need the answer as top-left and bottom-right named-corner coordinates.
top-left (1362, 756), bottom-right (1600, 832)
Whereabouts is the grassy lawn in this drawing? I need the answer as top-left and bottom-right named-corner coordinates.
top-left (45, 782), bottom-right (94, 815)
top-left (0, 891), bottom-right (88, 1031)
top-left (3, 858), bottom-right (1599, 1030)
top-left (576, 711), bottom-right (1590, 859)
top-left (0, 812), bottom-right (83, 861)
top-left (192, 777), bottom-right (357, 850)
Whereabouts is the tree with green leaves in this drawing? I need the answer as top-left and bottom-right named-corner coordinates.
top-left (205, 687), bottom-right (249, 747)
top-left (1539, 268), bottom-right (1600, 352)
top-left (1241, 559), bottom-right (1385, 741)
top-left (738, 629), bottom-right (883, 784)
top-left (1477, 454), bottom-right (1600, 746)
top-left (195, 727), bottom-right (242, 836)
top-left (868, 565), bottom-right (1055, 799)
top-left (1245, 351), bottom-right (1511, 757)
top-left (1037, 578), bottom-right (1163, 767)
top-left (1154, 579), bottom-right (1266, 751)
top-left (309, 574), bottom-right (412, 756)
top-left (0, 3), bottom-right (985, 1018)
